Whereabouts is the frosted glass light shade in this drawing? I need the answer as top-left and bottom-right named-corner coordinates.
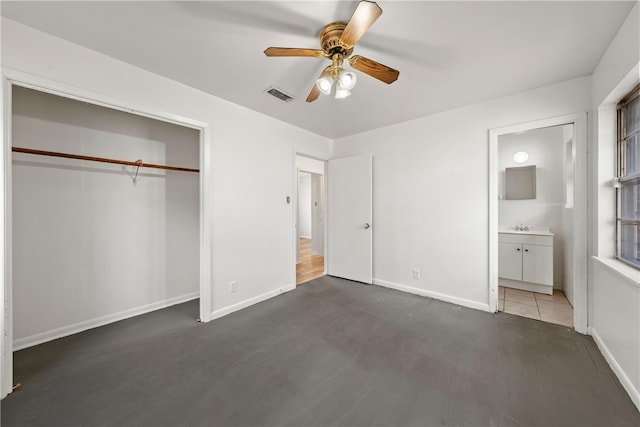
top-left (513, 151), bottom-right (529, 163)
top-left (316, 76), bottom-right (333, 95)
top-left (337, 70), bottom-right (357, 90)
top-left (335, 87), bottom-right (351, 99)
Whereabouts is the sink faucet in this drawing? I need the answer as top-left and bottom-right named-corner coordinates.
top-left (514, 224), bottom-right (530, 231)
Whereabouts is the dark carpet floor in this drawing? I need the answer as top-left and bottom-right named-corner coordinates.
top-left (2, 276), bottom-right (639, 426)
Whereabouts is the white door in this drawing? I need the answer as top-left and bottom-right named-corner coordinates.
top-left (327, 154), bottom-right (372, 284)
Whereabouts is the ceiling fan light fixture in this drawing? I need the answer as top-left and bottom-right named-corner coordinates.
top-left (316, 76), bottom-right (334, 95)
top-left (264, 1), bottom-right (399, 103)
top-left (337, 70), bottom-right (357, 90)
top-left (335, 87), bottom-right (352, 99)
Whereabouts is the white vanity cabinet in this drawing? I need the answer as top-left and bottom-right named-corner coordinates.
top-left (498, 231), bottom-right (553, 294)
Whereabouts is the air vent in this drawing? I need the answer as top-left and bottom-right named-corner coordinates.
top-left (264, 86), bottom-right (295, 103)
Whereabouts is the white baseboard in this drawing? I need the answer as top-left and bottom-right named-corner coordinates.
top-left (14, 292), bottom-right (200, 351)
top-left (280, 283), bottom-right (296, 293)
top-left (373, 279), bottom-right (491, 312)
top-left (590, 327), bottom-right (640, 412)
top-left (210, 284), bottom-right (296, 321)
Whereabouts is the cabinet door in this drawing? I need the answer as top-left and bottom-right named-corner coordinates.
top-left (498, 242), bottom-right (523, 280)
top-left (522, 244), bottom-right (553, 285)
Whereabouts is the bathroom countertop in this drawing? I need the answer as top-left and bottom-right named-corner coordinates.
top-left (498, 228), bottom-right (554, 237)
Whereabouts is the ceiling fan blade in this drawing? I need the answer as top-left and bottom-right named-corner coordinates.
top-left (349, 55), bottom-right (399, 84)
top-left (306, 84), bottom-right (321, 103)
top-left (264, 47), bottom-right (325, 58)
top-left (339, 1), bottom-right (383, 47)
top-left (307, 67), bottom-right (332, 103)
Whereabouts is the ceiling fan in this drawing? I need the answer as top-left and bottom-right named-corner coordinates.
top-left (264, 1), bottom-right (399, 102)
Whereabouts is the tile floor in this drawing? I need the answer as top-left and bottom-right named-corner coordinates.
top-left (499, 286), bottom-right (573, 327)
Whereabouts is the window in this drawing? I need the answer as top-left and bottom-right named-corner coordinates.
top-left (616, 83), bottom-right (640, 267)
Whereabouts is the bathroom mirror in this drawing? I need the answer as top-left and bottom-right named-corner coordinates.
top-left (505, 165), bottom-right (536, 199)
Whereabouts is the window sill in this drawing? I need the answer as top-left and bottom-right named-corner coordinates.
top-left (592, 256), bottom-right (640, 288)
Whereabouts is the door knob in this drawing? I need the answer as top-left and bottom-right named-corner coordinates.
top-left (364, 222), bottom-right (370, 229)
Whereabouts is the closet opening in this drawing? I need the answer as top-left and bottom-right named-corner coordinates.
top-left (6, 84), bottom-right (203, 393)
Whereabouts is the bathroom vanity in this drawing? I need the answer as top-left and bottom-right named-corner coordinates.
top-left (498, 228), bottom-right (553, 295)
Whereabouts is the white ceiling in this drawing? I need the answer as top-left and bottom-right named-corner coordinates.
top-left (1, 1), bottom-right (635, 139)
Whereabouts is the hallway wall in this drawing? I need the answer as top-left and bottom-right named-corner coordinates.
top-left (298, 173), bottom-right (312, 238)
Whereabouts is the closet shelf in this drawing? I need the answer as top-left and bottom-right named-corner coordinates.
top-left (12, 146), bottom-right (199, 173)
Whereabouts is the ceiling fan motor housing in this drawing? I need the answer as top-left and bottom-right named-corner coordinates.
top-left (320, 23), bottom-right (354, 57)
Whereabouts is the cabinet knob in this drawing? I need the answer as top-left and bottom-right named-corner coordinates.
top-left (516, 248), bottom-right (521, 251)
top-left (525, 249), bottom-right (529, 252)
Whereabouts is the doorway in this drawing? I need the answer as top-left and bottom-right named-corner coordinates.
top-left (496, 124), bottom-right (574, 326)
top-left (295, 156), bottom-right (325, 285)
top-left (489, 113), bottom-right (588, 333)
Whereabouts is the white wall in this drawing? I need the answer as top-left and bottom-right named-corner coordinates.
top-left (333, 76), bottom-right (590, 310)
top-left (11, 86), bottom-right (199, 347)
top-left (590, 2), bottom-right (640, 412)
top-left (310, 173), bottom-right (324, 255)
top-left (298, 172), bottom-right (312, 238)
top-left (498, 125), bottom-right (570, 290)
top-left (591, 263), bottom-right (640, 410)
top-left (297, 156), bottom-right (325, 175)
top-left (0, 18), bottom-right (331, 353)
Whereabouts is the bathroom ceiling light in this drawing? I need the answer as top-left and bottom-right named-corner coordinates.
top-left (513, 151), bottom-right (529, 163)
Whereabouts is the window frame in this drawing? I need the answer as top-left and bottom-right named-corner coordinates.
top-left (616, 83), bottom-right (640, 268)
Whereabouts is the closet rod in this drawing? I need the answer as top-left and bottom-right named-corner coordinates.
top-left (12, 147), bottom-right (199, 173)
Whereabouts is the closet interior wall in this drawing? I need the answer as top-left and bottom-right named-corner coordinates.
top-left (11, 86), bottom-right (200, 349)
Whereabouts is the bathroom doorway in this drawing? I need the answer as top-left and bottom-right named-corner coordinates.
top-left (295, 155), bottom-right (325, 285)
top-left (497, 125), bottom-right (574, 327)
top-left (489, 113), bottom-right (588, 333)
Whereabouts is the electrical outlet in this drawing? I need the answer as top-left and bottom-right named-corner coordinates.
top-left (413, 269), bottom-right (421, 279)
top-left (229, 280), bottom-right (237, 293)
